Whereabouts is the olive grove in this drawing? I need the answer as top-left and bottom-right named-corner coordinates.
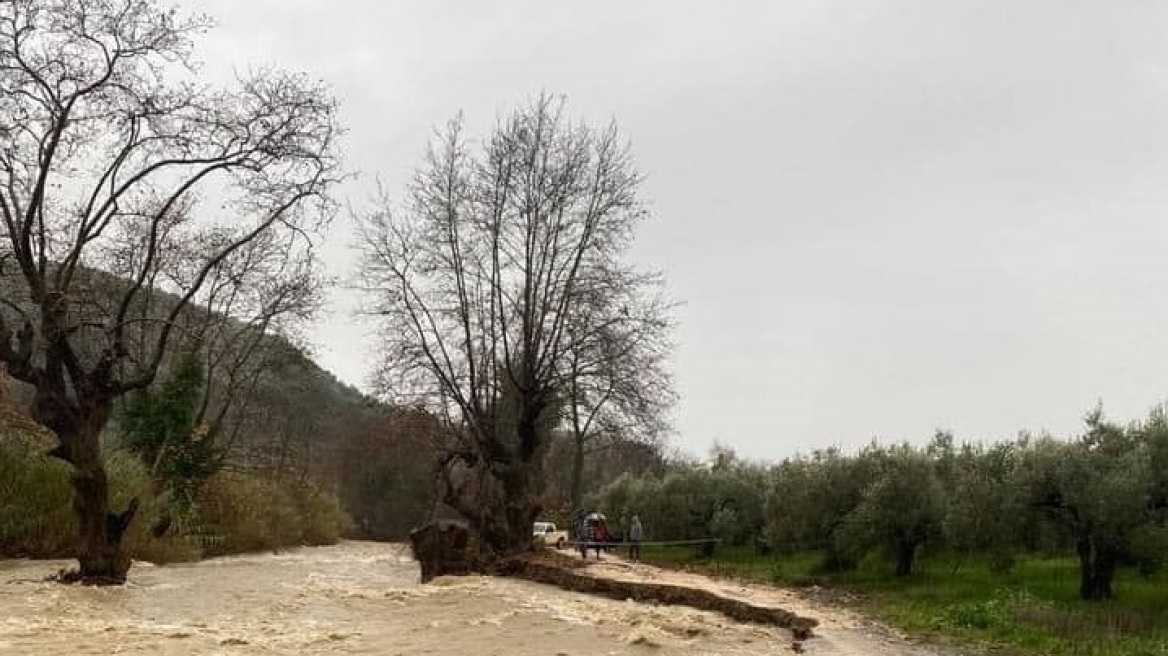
top-left (593, 407), bottom-right (1168, 600)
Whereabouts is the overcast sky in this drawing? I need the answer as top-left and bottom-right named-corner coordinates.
top-left (189, 0), bottom-right (1168, 461)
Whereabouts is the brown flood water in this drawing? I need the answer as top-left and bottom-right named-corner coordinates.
top-left (0, 541), bottom-right (950, 655)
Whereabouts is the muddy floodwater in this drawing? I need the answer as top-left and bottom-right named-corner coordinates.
top-left (0, 541), bottom-right (949, 655)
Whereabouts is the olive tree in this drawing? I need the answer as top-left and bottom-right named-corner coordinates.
top-left (1019, 410), bottom-right (1161, 600)
top-left (592, 459), bottom-right (766, 551)
top-left (834, 444), bottom-right (945, 577)
top-left (941, 440), bottom-right (1025, 572)
top-left (358, 95), bottom-right (657, 554)
top-left (0, 0), bottom-right (340, 582)
top-left (764, 446), bottom-right (877, 571)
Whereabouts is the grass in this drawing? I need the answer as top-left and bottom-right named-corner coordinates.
top-left (638, 545), bottom-right (1168, 656)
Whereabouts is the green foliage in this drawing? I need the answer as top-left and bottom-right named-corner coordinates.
top-left (340, 450), bottom-right (433, 540)
top-left (1013, 409), bottom-right (1164, 599)
top-left (0, 441), bottom-right (190, 561)
top-left (640, 546), bottom-right (1168, 656)
top-left (597, 403), bottom-right (1168, 600)
top-left (942, 440), bottom-right (1024, 568)
top-left (292, 484), bottom-right (353, 546)
top-left (121, 351), bottom-right (218, 508)
top-left (0, 438), bottom-right (347, 560)
top-left (942, 589), bottom-right (1030, 629)
top-left (764, 446), bottom-right (877, 571)
top-left (0, 440), bottom-right (74, 556)
top-left (833, 444), bottom-right (945, 576)
top-left (1129, 523), bottom-right (1168, 579)
top-left (708, 505), bottom-right (742, 545)
top-left (105, 447), bottom-right (190, 561)
top-left (334, 406), bottom-right (446, 540)
top-left (591, 461), bottom-right (767, 548)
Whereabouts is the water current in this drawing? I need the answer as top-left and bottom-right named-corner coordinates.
top-left (0, 541), bottom-right (946, 655)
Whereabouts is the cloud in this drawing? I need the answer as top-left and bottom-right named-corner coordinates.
top-left (187, 0), bottom-right (1168, 459)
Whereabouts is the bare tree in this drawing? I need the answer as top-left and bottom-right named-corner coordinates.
top-left (183, 237), bottom-right (324, 465)
top-left (0, 0), bottom-right (341, 582)
top-left (358, 95), bottom-right (666, 554)
top-left (560, 274), bottom-right (675, 511)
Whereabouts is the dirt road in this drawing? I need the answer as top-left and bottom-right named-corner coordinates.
top-left (575, 553), bottom-right (959, 654)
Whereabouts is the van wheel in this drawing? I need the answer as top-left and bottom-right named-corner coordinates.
top-left (556, 538), bottom-right (564, 549)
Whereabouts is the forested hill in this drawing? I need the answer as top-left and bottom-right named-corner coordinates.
top-left (0, 261), bottom-right (374, 487)
top-left (0, 260), bottom-right (668, 548)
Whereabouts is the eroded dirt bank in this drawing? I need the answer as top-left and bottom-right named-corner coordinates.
top-left (500, 551), bottom-right (818, 640)
top-left (0, 541), bottom-right (954, 655)
top-left (567, 554), bottom-right (960, 655)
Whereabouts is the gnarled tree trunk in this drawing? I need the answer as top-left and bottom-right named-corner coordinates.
top-left (69, 434), bottom-right (138, 583)
top-left (39, 393), bottom-right (139, 584)
top-left (1076, 536), bottom-right (1116, 601)
top-left (437, 399), bottom-right (549, 560)
top-left (894, 537), bottom-right (918, 577)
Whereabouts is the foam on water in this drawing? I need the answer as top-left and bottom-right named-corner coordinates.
top-left (0, 541), bottom-right (946, 655)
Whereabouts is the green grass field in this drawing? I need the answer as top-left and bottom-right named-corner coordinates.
top-left (638, 545), bottom-right (1168, 655)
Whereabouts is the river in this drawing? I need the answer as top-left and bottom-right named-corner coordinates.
top-left (0, 541), bottom-right (950, 655)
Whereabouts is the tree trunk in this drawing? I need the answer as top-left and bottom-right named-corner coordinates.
top-left (1076, 536), bottom-right (1093, 599)
top-left (494, 400), bottom-right (545, 553)
top-left (440, 455), bottom-right (540, 558)
top-left (479, 408), bottom-right (545, 555)
top-left (1077, 536), bottom-right (1116, 601)
top-left (46, 405), bottom-right (139, 585)
top-left (437, 394), bottom-right (550, 559)
top-left (502, 467), bottom-right (540, 552)
top-left (1091, 549), bottom-right (1116, 600)
top-left (894, 538), bottom-right (917, 577)
top-left (570, 434), bottom-right (585, 512)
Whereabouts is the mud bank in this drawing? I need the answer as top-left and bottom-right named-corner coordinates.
top-left (500, 551), bottom-right (818, 641)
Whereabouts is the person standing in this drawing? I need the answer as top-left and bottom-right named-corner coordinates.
top-left (581, 511), bottom-right (604, 559)
top-left (594, 517), bottom-right (609, 560)
top-left (578, 513), bottom-right (592, 559)
top-left (628, 514), bottom-right (644, 563)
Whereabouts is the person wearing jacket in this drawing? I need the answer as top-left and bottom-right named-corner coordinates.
top-left (628, 514), bottom-right (644, 563)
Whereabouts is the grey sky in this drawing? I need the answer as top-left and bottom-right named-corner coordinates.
top-left (190, 0), bottom-right (1168, 461)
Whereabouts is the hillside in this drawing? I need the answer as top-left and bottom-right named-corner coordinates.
top-left (0, 392), bottom-right (52, 449)
top-left (0, 261), bottom-right (384, 489)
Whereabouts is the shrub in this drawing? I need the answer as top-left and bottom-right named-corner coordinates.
top-left (0, 441), bottom-right (198, 562)
top-left (195, 470), bottom-right (351, 556)
top-left (0, 429), bottom-right (349, 562)
top-left (291, 483), bottom-right (353, 546)
top-left (0, 440), bottom-right (74, 557)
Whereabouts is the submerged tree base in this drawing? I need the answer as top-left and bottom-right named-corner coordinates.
top-left (53, 568), bottom-right (128, 586)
